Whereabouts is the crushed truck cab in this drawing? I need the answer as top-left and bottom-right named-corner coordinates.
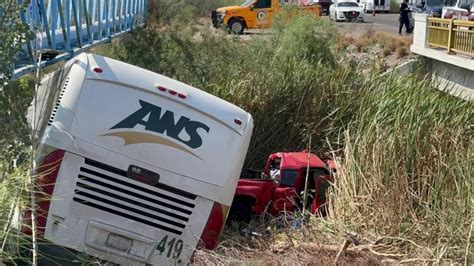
top-left (229, 152), bottom-right (334, 221)
top-left (212, 0), bottom-right (322, 34)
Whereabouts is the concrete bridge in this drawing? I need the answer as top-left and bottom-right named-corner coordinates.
top-left (410, 14), bottom-right (473, 101)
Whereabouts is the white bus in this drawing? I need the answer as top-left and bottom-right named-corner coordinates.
top-left (360, 0), bottom-right (391, 12)
top-left (23, 54), bottom-right (253, 264)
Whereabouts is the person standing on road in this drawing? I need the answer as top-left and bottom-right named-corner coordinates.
top-left (399, 0), bottom-right (410, 35)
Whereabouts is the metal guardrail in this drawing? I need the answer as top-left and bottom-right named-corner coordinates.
top-left (13, 0), bottom-right (147, 79)
top-left (427, 17), bottom-right (474, 57)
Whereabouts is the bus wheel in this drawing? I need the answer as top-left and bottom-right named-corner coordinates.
top-left (228, 201), bottom-right (252, 222)
top-left (229, 19), bottom-right (245, 35)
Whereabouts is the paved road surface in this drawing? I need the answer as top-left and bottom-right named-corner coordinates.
top-left (221, 14), bottom-right (408, 38)
top-left (331, 13), bottom-right (406, 37)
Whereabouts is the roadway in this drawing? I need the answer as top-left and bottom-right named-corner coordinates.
top-left (239, 14), bottom-right (407, 38)
top-left (330, 13), bottom-right (406, 37)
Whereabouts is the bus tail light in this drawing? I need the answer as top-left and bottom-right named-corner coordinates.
top-left (199, 202), bottom-right (227, 250)
top-left (22, 149), bottom-right (65, 237)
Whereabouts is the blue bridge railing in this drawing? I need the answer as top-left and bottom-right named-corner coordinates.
top-left (14, 0), bottom-right (147, 79)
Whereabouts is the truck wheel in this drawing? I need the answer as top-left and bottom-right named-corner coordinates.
top-left (228, 201), bottom-right (252, 222)
top-left (229, 19), bottom-right (245, 35)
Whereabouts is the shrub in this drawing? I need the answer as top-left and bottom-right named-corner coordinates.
top-left (329, 77), bottom-right (473, 259)
top-left (336, 35), bottom-right (354, 51)
top-left (0, 2), bottom-right (34, 172)
top-left (381, 46), bottom-right (392, 56)
top-left (395, 46), bottom-right (408, 58)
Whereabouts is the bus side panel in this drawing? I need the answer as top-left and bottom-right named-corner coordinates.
top-left (218, 116), bottom-right (253, 208)
top-left (49, 56), bottom-right (87, 132)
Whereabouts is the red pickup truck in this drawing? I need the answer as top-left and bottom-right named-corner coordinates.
top-left (229, 151), bottom-right (334, 221)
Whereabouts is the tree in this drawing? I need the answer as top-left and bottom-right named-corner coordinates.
top-left (0, 1), bottom-right (34, 172)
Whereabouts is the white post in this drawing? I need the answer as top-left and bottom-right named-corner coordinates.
top-left (412, 13), bottom-right (428, 48)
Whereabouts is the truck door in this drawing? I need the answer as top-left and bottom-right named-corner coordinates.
top-left (250, 0), bottom-right (275, 28)
top-left (271, 169), bottom-right (298, 215)
top-left (310, 170), bottom-right (331, 215)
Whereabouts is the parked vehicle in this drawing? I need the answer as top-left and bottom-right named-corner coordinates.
top-left (21, 53), bottom-right (253, 264)
top-left (409, 9), bottom-right (415, 32)
top-left (212, 0), bottom-right (322, 34)
top-left (310, 0), bottom-right (333, 14)
top-left (228, 151), bottom-right (334, 222)
top-left (359, 0), bottom-right (391, 13)
top-left (409, 0), bottom-right (446, 16)
top-left (442, 0), bottom-right (474, 19)
top-left (329, 0), bottom-right (366, 22)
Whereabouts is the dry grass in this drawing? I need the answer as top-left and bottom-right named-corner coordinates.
top-left (338, 30), bottom-right (412, 59)
top-left (354, 38), bottom-right (369, 53)
top-left (327, 78), bottom-right (473, 263)
top-left (193, 212), bottom-right (457, 265)
top-left (336, 35), bottom-right (355, 52)
top-left (193, 217), bottom-right (385, 265)
top-left (381, 47), bottom-right (392, 57)
top-left (395, 46), bottom-right (408, 58)
top-left (376, 32), bottom-right (412, 57)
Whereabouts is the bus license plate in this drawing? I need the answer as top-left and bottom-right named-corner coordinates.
top-left (106, 233), bottom-right (133, 252)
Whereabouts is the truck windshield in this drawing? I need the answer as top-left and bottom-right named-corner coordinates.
top-left (241, 0), bottom-right (255, 6)
top-left (338, 2), bottom-right (359, 6)
top-left (443, 0), bottom-right (456, 6)
top-left (254, 0), bottom-right (272, 8)
top-left (280, 170), bottom-right (298, 187)
top-left (457, 0), bottom-right (473, 8)
top-left (427, 0), bottom-right (444, 7)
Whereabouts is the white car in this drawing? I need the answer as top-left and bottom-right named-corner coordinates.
top-left (330, 0), bottom-right (365, 22)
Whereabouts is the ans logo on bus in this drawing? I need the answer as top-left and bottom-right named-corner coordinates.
top-left (102, 100), bottom-right (210, 158)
